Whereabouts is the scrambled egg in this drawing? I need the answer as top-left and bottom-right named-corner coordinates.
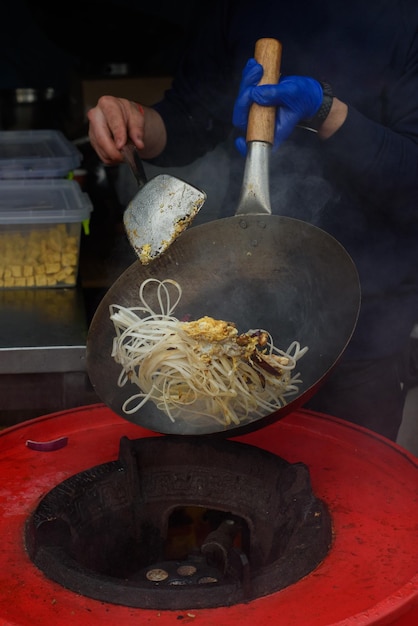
top-left (182, 316), bottom-right (238, 343)
top-left (182, 315), bottom-right (289, 374)
top-left (138, 243), bottom-right (152, 265)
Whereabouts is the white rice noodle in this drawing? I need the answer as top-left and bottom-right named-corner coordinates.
top-left (110, 278), bottom-right (308, 427)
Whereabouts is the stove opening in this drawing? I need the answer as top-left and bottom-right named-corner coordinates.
top-left (25, 436), bottom-right (332, 610)
top-left (164, 506), bottom-right (246, 561)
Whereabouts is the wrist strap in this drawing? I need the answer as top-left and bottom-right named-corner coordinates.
top-left (302, 82), bottom-right (333, 131)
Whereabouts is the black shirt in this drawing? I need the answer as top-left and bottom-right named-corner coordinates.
top-left (152, 0), bottom-right (418, 359)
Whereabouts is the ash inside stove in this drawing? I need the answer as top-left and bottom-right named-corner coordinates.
top-left (25, 436), bottom-right (332, 609)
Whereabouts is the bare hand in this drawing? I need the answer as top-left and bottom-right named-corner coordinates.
top-left (87, 96), bottom-right (145, 165)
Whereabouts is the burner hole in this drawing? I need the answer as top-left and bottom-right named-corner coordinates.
top-left (176, 565), bottom-right (197, 576)
top-left (145, 568), bottom-right (169, 582)
top-left (198, 576), bottom-right (219, 584)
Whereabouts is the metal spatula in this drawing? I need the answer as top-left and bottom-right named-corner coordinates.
top-left (122, 143), bottom-right (206, 265)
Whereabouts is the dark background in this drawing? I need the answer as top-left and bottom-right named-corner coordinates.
top-left (0, 0), bottom-right (199, 137)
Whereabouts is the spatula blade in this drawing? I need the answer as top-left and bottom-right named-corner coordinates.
top-left (123, 174), bottom-right (206, 264)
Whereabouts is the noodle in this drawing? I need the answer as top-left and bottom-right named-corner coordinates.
top-left (110, 278), bottom-right (308, 427)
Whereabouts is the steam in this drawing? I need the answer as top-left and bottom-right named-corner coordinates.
top-left (268, 140), bottom-right (335, 224)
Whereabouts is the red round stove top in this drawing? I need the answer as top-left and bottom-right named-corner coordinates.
top-left (0, 404), bottom-right (417, 626)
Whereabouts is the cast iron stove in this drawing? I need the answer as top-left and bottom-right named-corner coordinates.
top-left (1, 405), bottom-right (417, 625)
top-left (25, 435), bottom-right (331, 609)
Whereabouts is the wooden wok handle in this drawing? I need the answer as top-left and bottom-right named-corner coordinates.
top-left (246, 38), bottom-right (282, 144)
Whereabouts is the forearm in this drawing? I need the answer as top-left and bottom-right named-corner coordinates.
top-left (318, 98), bottom-right (348, 140)
top-left (321, 105), bottom-right (418, 219)
top-left (137, 105), bottom-right (167, 160)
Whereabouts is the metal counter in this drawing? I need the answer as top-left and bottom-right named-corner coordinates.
top-left (0, 287), bottom-right (100, 425)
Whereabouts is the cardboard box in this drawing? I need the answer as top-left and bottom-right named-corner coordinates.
top-left (82, 76), bottom-right (173, 113)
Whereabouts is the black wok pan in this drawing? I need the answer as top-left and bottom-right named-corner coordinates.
top-left (86, 39), bottom-right (361, 437)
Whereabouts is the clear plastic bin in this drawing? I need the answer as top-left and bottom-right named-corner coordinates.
top-left (0, 129), bottom-right (82, 179)
top-left (0, 179), bottom-right (92, 288)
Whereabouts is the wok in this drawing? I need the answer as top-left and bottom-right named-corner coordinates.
top-left (87, 215), bottom-right (360, 436)
top-left (86, 39), bottom-right (361, 437)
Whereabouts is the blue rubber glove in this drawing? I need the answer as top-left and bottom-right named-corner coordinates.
top-left (233, 59), bottom-right (324, 156)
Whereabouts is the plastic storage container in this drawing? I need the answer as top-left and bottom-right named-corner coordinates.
top-left (0, 129), bottom-right (82, 179)
top-left (0, 179), bottom-right (92, 288)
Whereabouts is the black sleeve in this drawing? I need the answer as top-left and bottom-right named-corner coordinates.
top-left (320, 7), bottom-right (418, 225)
top-left (149, 0), bottom-right (243, 166)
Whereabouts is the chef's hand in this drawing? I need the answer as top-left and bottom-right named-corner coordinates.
top-left (233, 59), bottom-right (324, 156)
top-left (87, 96), bottom-right (145, 165)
